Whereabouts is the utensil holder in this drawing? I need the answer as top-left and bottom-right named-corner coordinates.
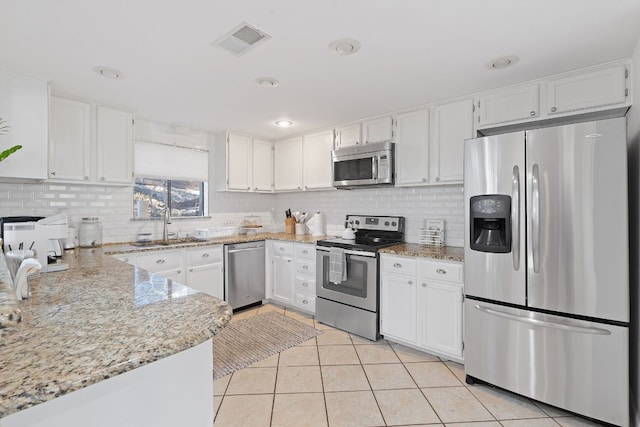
top-left (295, 223), bottom-right (308, 235)
top-left (285, 218), bottom-right (296, 234)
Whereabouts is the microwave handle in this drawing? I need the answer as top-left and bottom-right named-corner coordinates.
top-left (372, 156), bottom-right (378, 179)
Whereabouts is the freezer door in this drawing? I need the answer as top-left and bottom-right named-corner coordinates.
top-left (464, 131), bottom-right (526, 305)
top-left (526, 118), bottom-right (629, 322)
top-left (465, 300), bottom-right (629, 427)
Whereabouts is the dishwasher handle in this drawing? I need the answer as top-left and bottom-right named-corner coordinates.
top-left (227, 246), bottom-right (263, 254)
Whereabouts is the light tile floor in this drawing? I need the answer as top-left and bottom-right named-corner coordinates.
top-left (213, 304), bottom-right (605, 427)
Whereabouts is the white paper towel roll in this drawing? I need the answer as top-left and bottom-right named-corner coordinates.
top-left (308, 211), bottom-right (326, 236)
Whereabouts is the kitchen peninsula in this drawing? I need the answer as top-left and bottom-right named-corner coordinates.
top-left (0, 248), bottom-right (232, 427)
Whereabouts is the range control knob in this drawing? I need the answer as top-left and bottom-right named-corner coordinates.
top-left (384, 221), bottom-right (390, 226)
top-left (355, 220), bottom-right (360, 225)
top-left (391, 221), bottom-right (397, 226)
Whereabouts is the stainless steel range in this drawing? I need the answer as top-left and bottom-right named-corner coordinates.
top-left (316, 215), bottom-right (404, 340)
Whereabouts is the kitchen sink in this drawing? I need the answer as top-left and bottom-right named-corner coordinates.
top-left (131, 237), bottom-right (204, 247)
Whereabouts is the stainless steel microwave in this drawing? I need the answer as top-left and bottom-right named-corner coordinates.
top-left (332, 141), bottom-right (395, 189)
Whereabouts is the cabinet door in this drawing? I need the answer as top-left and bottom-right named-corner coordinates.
top-left (252, 138), bottom-right (273, 192)
top-left (186, 263), bottom-right (224, 299)
top-left (0, 70), bottom-right (48, 180)
top-left (274, 137), bottom-right (303, 191)
top-left (334, 123), bottom-right (361, 148)
top-left (152, 267), bottom-right (186, 286)
top-left (49, 97), bottom-right (92, 181)
top-left (96, 106), bottom-right (134, 184)
top-left (431, 99), bottom-right (474, 183)
top-left (395, 109), bottom-right (430, 186)
top-left (546, 65), bottom-right (628, 115)
top-left (380, 273), bottom-right (417, 344)
top-left (477, 84), bottom-right (539, 127)
top-left (272, 255), bottom-right (293, 304)
top-left (227, 133), bottom-right (252, 191)
top-left (362, 116), bottom-right (393, 144)
top-left (303, 130), bottom-right (333, 190)
top-left (419, 281), bottom-right (463, 359)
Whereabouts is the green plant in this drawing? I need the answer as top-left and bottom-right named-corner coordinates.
top-left (0, 117), bottom-right (22, 162)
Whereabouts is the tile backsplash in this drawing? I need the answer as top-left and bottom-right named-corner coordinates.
top-left (0, 182), bottom-right (464, 246)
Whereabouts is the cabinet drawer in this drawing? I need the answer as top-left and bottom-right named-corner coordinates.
top-left (381, 255), bottom-right (416, 276)
top-left (295, 275), bottom-right (316, 294)
top-left (295, 259), bottom-right (316, 275)
top-left (136, 250), bottom-right (182, 272)
top-left (185, 245), bottom-right (223, 265)
top-left (294, 293), bottom-right (316, 312)
top-left (295, 244), bottom-right (315, 260)
top-left (272, 241), bottom-right (294, 256)
top-left (419, 260), bottom-right (463, 284)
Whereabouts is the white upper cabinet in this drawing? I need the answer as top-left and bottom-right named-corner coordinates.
top-left (431, 98), bottom-right (474, 183)
top-left (476, 84), bottom-right (539, 127)
top-left (226, 133), bottom-right (252, 191)
top-left (49, 97), bottom-right (91, 181)
top-left (395, 109), bottom-right (430, 186)
top-left (362, 116), bottom-right (393, 144)
top-left (274, 136), bottom-right (303, 191)
top-left (303, 130), bottom-right (333, 190)
top-left (252, 138), bottom-right (273, 192)
top-left (49, 97), bottom-right (133, 184)
top-left (546, 65), bottom-right (628, 115)
top-left (334, 123), bottom-right (361, 148)
top-left (96, 106), bottom-right (134, 184)
top-left (0, 69), bottom-right (48, 181)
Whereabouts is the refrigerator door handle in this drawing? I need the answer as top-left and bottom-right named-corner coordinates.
top-left (473, 304), bottom-right (611, 335)
top-left (512, 165), bottom-right (520, 271)
top-left (531, 163), bottom-right (541, 273)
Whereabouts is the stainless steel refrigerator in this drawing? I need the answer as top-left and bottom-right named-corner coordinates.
top-left (464, 117), bottom-right (629, 427)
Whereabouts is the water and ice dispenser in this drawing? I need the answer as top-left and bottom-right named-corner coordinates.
top-left (469, 195), bottom-right (511, 253)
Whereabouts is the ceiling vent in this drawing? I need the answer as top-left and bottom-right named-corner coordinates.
top-left (214, 22), bottom-right (271, 56)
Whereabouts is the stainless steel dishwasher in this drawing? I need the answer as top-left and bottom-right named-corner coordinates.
top-left (224, 241), bottom-right (265, 311)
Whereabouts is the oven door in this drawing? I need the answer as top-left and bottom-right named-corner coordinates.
top-left (316, 247), bottom-right (378, 312)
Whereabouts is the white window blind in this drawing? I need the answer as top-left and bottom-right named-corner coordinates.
top-left (134, 141), bottom-right (209, 181)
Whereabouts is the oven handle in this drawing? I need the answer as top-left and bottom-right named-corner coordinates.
top-left (316, 247), bottom-right (376, 258)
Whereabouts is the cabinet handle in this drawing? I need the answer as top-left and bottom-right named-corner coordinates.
top-left (393, 263), bottom-right (402, 268)
top-left (279, 247), bottom-right (285, 251)
top-left (303, 282), bottom-right (309, 287)
top-left (435, 177), bottom-right (440, 182)
top-left (177, 269), bottom-right (181, 274)
top-left (422, 282), bottom-right (427, 287)
top-left (529, 111), bottom-right (536, 116)
top-left (84, 176), bottom-right (89, 180)
top-left (297, 186), bottom-right (301, 190)
top-left (100, 177), bottom-right (105, 181)
top-left (550, 107), bottom-right (557, 112)
top-left (202, 253), bottom-right (210, 258)
top-left (50, 171), bottom-right (56, 176)
top-left (156, 259), bottom-right (165, 264)
top-left (247, 187), bottom-right (250, 190)
top-left (303, 299), bottom-right (309, 304)
top-left (304, 185), bottom-right (308, 190)
top-left (123, 258), bottom-right (129, 263)
top-left (302, 250), bottom-right (308, 254)
top-left (422, 177), bottom-right (427, 182)
top-left (288, 259), bottom-right (292, 263)
top-left (436, 268), bottom-right (447, 275)
top-left (408, 280), bottom-right (413, 285)
top-left (189, 268), bottom-right (194, 272)
top-left (254, 187), bottom-right (258, 191)
top-left (303, 265), bottom-right (308, 270)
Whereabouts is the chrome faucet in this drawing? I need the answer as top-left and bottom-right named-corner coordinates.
top-left (162, 207), bottom-right (172, 242)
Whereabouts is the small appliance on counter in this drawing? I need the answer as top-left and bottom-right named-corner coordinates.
top-left (78, 217), bottom-right (102, 247)
top-left (1, 214), bottom-right (69, 273)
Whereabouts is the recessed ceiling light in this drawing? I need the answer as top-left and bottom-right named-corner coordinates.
top-left (93, 66), bottom-right (123, 79)
top-left (255, 77), bottom-right (279, 87)
top-left (329, 38), bottom-right (361, 56)
top-left (486, 55), bottom-right (519, 70)
top-left (274, 120), bottom-right (293, 128)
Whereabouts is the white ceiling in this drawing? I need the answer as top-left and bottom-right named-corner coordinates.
top-left (1, 0), bottom-right (640, 140)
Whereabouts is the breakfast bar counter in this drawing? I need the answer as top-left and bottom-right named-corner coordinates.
top-left (0, 247), bottom-right (232, 424)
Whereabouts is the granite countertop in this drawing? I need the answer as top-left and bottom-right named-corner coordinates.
top-left (104, 232), bottom-right (330, 255)
top-left (379, 243), bottom-right (465, 262)
top-left (0, 248), bottom-right (232, 419)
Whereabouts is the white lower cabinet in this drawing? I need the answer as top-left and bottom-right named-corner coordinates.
top-left (381, 254), bottom-right (464, 362)
top-left (185, 246), bottom-right (224, 299)
top-left (267, 241), bottom-right (316, 313)
top-left (112, 245), bottom-right (225, 300)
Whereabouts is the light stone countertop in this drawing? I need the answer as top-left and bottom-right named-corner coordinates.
top-left (104, 232), bottom-right (330, 255)
top-left (0, 248), bottom-right (232, 419)
top-left (379, 243), bottom-right (464, 262)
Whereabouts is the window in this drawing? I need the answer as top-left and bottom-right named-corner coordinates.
top-left (134, 178), bottom-right (206, 219)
